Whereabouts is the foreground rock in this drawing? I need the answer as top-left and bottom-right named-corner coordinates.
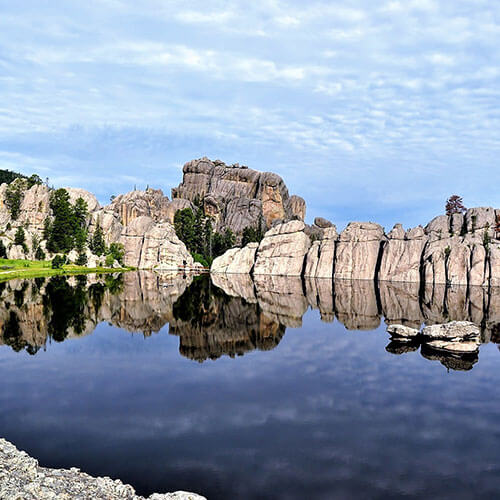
top-left (0, 438), bottom-right (206, 500)
top-left (119, 216), bottom-right (194, 269)
top-left (387, 324), bottom-right (420, 340)
top-left (386, 320), bottom-right (481, 357)
top-left (422, 321), bottom-right (481, 342)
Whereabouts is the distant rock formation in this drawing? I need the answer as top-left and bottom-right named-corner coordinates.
top-left (1, 158), bottom-right (499, 282)
top-left (171, 157), bottom-right (306, 236)
top-left (211, 207), bottom-right (500, 289)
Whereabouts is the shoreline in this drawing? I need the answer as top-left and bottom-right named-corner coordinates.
top-left (0, 257), bottom-right (133, 282)
top-left (0, 438), bottom-right (206, 500)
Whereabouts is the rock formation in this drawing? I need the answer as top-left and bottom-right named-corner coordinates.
top-left (253, 221), bottom-right (311, 276)
top-left (1, 159), bottom-right (500, 282)
top-left (171, 157), bottom-right (306, 236)
top-left (378, 224), bottom-right (427, 283)
top-left (334, 222), bottom-right (386, 280)
top-left (211, 242), bottom-right (258, 274)
top-left (119, 216), bottom-right (193, 269)
top-left (210, 205), bottom-right (500, 290)
top-left (304, 226), bottom-right (337, 278)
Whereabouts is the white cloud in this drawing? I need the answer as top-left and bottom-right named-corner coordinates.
top-left (0, 0), bottom-right (499, 228)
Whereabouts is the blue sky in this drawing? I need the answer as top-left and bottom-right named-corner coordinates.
top-left (0, 0), bottom-right (499, 230)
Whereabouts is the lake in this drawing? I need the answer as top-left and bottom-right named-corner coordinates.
top-left (1, 271), bottom-right (500, 499)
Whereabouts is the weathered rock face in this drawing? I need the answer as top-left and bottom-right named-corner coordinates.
top-left (171, 157), bottom-right (306, 236)
top-left (422, 234), bottom-right (489, 287)
top-left (490, 241), bottom-right (500, 288)
top-left (0, 182), bottom-right (47, 230)
top-left (109, 188), bottom-right (172, 226)
top-left (66, 187), bottom-right (100, 213)
top-left (289, 195), bottom-right (306, 220)
top-left (464, 207), bottom-right (496, 236)
top-left (211, 242), bottom-right (258, 274)
top-left (334, 222), bottom-right (385, 280)
top-left (253, 221), bottom-right (311, 276)
top-left (379, 224), bottom-right (427, 283)
top-left (387, 324), bottom-right (420, 339)
top-left (119, 216), bottom-right (193, 269)
top-left (304, 226), bottom-right (337, 278)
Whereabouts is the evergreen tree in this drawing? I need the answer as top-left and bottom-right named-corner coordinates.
top-left (35, 246), bottom-right (46, 261)
top-left (76, 251), bottom-right (88, 266)
top-left (107, 242), bottom-right (124, 265)
top-left (73, 197), bottom-right (88, 228)
top-left (5, 180), bottom-right (24, 220)
top-left (47, 189), bottom-right (75, 253)
top-left (242, 223), bottom-right (264, 246)
top-left (14, 226), bottom-right (26, 247)
top-left (174, 208), bottom-right (196, 252)
top-left (0, 240), bottom-right (6, 258)
top-left (51, 255), bottom-right (65, 269)
top-left (445, 195), bottom-right (466, 215)
top-left (90, 224), bottom-right (106, 256)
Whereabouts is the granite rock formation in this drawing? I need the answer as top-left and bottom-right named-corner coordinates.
top-left (119, 216), bottom-right (193, 270)
top-left (253, 221), bottom-right (311, 276)
top-left (211, 206), bottom-right (500, 289)
top-left (211, 242), bottom-right (258, 274)
top-left (171, 157), bottom-right (306, 236)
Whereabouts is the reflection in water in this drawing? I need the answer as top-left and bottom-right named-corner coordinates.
top-left (2, 272), bottom-right (500, 499)
top-left (1, 272), bottom-right (500, 369)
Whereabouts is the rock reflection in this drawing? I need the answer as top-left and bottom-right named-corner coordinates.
top-left (1, 271), bottom-right (500, 370)
top-left (169, 277), bottom-right (285, 361)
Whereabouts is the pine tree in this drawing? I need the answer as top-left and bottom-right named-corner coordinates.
top-left (90, 224), bottom-right (106, 256)
top-left (0, 239), bottom-right (6, 258)
top-left (47, 189), bottom-right (74, 253)
top-left (445, 195), bottom-right (466, 215)
top-left (14, 227), bottom-right (25, 246)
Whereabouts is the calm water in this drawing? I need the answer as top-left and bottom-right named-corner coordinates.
top-left (1, 272), bottom-right (500, 499)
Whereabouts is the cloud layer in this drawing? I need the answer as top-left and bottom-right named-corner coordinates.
top-left (1, 0), bottom-right (499, 229)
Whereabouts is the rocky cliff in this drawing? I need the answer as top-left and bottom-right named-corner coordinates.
top-left (1, 160), bottom-right (498, 281)
top-left (211, 207), bottom-right (500, 289)
top-left (0, 157), bottom-right (307, 270)
top-left (171, 157), bottom-right (306, 236)
top-left (0, 180), bottom-right (194, 270)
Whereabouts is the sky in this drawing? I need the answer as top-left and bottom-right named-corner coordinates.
top-left (0, 0), bottom-right (499, 231)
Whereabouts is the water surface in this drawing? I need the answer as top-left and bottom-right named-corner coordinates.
top-left (1, 272), bottom-right (500, 499)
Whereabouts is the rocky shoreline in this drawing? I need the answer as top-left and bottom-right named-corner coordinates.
top-left (0, 438), bottom-right (206, 500)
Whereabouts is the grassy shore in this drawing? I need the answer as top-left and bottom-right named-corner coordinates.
top-left (0, 258), bottom-right (131, 282)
